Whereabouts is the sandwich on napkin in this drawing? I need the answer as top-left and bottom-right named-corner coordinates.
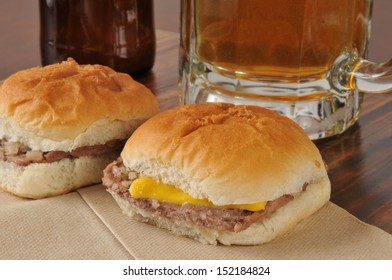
top-left (0, 58), bottom-right (159, 199)
top-left (102, 103), bottom-right (330, 245)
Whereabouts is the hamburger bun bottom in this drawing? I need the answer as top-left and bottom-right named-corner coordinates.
top-left (107, 177), bottom-right (331, 245)
top-left (0, 153), bottom-right (118, 199)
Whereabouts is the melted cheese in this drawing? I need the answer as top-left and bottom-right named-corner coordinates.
top-left (130, 176), bottom-right (267, 211)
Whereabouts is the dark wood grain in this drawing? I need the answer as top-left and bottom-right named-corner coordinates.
top-left (317, 93), bottom-right (392, 233)
top-left (0, 0), bottom-right (391, 234)
top-left (137, 31), bottom-right (180, 111)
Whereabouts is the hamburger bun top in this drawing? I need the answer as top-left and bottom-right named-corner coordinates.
top-left (0, 58), bottom-right (159, 151)
top-left (121, 103), bottom-right (329, 205)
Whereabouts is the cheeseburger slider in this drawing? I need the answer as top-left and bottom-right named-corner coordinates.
top-left (0, 58), bottom-right (159, 199)
top-left (102, 103), bottom-right (330, 245)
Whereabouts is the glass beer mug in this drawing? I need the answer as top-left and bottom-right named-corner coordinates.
top-left (39, 0), bottom-right (155, 75)
top-left (179, 0), bottom-right (392, 140)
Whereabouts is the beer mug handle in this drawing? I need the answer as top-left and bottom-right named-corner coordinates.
top-left (333, 54), bottom-right (392, 94)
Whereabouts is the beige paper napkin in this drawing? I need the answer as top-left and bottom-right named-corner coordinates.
top-left (0, 190), bottom-right (133, 260)
top-left (79, 184), bottom-right (392, 260)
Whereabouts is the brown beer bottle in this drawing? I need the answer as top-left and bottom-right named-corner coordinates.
top-left (39, 0), bottom-right (155, 75)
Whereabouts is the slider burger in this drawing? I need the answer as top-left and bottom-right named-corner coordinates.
top-left (102, 103), bottom-right (331, 245)
top-left (0, 58), bottom-right (159, 199)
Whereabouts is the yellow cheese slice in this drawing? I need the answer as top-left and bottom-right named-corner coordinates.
top-left (130, 176), bottom-right (267, 211)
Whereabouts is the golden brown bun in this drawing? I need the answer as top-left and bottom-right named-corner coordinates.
top-left (121, 103), bottom-right (330, 205)
top-left (0, 59), bottom-right (159, 199)
top-left (0, 58), bottom-right (159, 151)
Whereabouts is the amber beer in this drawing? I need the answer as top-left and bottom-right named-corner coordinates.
top-left (180, 0), bottom-right (373, 140)
top-left (194, 0), bottom-right (369, 81)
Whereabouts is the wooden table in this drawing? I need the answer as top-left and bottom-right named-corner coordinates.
top-left (0, 0), bottom-right (391, 235)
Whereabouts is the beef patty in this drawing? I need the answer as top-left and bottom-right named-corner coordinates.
top-left (0, 138), bottom-right (125, 166)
